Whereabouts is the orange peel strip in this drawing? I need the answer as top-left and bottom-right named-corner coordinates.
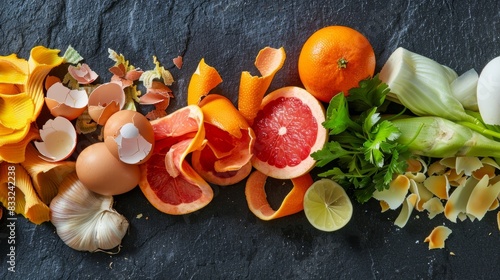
top-left (245, 170), bottom-right (313, 220)
top-left (187, 58), bottom-right (222, 106)
top-left (238, 46), bottom-right (286, 125)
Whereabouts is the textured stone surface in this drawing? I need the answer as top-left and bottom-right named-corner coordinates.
top-left (1, 0), bottom-right (500, 279)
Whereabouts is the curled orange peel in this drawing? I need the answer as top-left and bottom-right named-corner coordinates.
top-left (238, 46), bottom-right (286, 125)
top-left (245, 170), bottom-right (313, 220)
top-left (187, 58), bottom-right (223, 106)
top-left (187, 60), bottom-right (255, 186)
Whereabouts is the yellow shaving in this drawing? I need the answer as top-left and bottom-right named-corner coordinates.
top-left (0, 162), bottom-right (50, 224)
top-left (21, 144), bottom-right (76, 204)
top-left (0, 125), bottom-right (39, 163)
top-left (26, 46), bottom-right (64, 121)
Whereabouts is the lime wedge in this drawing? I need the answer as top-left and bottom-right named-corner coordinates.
top-left (303, 179), bottom-right (353, 231)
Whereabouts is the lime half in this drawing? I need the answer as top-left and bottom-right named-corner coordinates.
top-left (303, 179), bottom-right (353, 232)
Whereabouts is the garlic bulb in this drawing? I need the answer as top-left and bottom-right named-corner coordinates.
top-left (50, 172), bottom-right (129, 252)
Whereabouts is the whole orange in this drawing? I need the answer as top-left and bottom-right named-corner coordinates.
top-left (298, 25), bottom-right (376, 103)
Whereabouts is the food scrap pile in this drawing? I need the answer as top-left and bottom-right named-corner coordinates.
top-left (1, 25), bottom-right (500, 253)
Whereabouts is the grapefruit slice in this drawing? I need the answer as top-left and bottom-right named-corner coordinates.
top-left (245, 170), bottom-right (313, 220)
top-left (251, 86), bottom-right (327, 179)
top-left (139, 105), bottom-right (214, 215)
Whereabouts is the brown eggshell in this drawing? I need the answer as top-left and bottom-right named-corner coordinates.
top-left (103, 110), bottom-right (155, 165)
top-left (87, 82), bottom-right (125, 125)
top-left (75, 142), bottom-right (140, 196)
top-left (45, 82), bottom-right (88, 120)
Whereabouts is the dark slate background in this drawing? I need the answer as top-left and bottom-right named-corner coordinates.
top-left (1, 0), bottom-right (500, 279)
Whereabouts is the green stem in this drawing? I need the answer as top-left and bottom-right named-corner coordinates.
top-left (457, 121), bottom-right (500, 140)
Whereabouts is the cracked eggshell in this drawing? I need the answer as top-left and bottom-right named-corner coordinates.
top-left (76, 142), bottom-right (141, 196)
top-left (103, 110), bottom-right (155, 165)
top-left (88, 82), bottom-right (125, 125)
top-left (34, 116), bottom-right (77, 162)
top-left (45, 82), bottom-right (89, 120)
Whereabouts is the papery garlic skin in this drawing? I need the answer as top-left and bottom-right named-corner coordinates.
top-left (50, 172), bottom-right (129, 252)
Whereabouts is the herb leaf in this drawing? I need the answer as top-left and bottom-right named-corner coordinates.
top-left (312, 76), bottom-right (410, 203)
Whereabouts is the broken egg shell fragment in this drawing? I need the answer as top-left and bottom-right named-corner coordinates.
top-left (87, 82), bottom-right (125, 125)
top-left (103, 110), bottom-right (155, 165)
top-left (424, 225), bottom-right (452, 250)
top-left (45, 82), bottom-right (88, 120)
top-left (372, 174), bottom-right (410, 210)
top-left (34, 116), bottom-right (77, 162)
top-left (68, 63), bottom-right (98, 84)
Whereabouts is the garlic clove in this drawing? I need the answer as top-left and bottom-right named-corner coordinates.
top-left (50, 172), bottom-right (129, 252)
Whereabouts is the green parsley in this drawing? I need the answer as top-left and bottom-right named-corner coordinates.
top-left (311, 75), bottom-right (411, 203)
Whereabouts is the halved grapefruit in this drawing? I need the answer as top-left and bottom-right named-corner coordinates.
top-left (251, 86), bottom-right (327, 179)
top-left (139, 105), bottom-right (214, 215)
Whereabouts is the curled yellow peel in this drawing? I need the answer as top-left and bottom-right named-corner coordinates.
top-left (0, 92), bottom-right (34, 131)
top-left (27, 46), bottom-right (64, 121)
top-left (238, 46), bottom-right (286, 124)
top-left (21, 144), bottom-right (76, 204)
top-left (0, 125), bottom-right (40, 163)
top-left (0, 162), bottom-right (50, 224)
top-left (0, 53), bottom-right (28, 85)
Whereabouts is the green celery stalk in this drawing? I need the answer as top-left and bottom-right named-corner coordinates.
top-left (392, 116), bottom-right (500, 158)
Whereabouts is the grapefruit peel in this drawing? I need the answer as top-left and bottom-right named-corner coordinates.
top-left (139, 105), bottom-right (214, 215)
top-left (187, 58), bottom-right (223, 106)
top-left (245, 170), bottom-right (313, 220)
top-left (238, 46), bottom-right (286, 125)
top-left (188, 59), bottom-right (256, 186)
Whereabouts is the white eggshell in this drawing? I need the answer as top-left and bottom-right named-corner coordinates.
top-left (477, 56), bottom-right (500, 125)
top-left (34, 116), bottom-right (77, 162)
